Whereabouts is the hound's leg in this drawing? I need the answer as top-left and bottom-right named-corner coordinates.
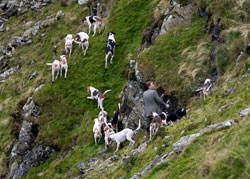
top-left (99, 23), bottom-right (101, 34)
top-left (84, 43), bottom-right (88, 56)
top-left (56, 70), bottom-right (59, 80)
top-left (93, 25), bottom-right (97, 37)
top-left (87, 96), bottom-right (95, 99)
top-left (127, 137), bottom-right (135, 146)
top-left (60, 67), bottom-right (62, 77)
top-left (111, 49), bottom-right (115, 64)
top-left (88, 25), bottom-right (91, 35)
top-left (65, 67), bottom-right (68, 79)
top-left (94, 136), bottom-right (97, 145)
top-left (65, 46), bottom-right (68, 54)
top-left (69, 47), bottom-right (72, 57)
top-left (115, 142), bottom-right (120, 152)
top-left (52, 69), bottom-right (55, 82)
top-left (105, 54), bottom-right (109, 70)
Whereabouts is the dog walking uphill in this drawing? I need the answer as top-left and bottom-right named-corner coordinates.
top-left (105, 32), bottom-right (116, 71)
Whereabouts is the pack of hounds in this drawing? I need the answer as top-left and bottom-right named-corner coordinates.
top-left (46, 16), bottom-right (115, 83)
top-left (45, 15), bottom-right (214, 152)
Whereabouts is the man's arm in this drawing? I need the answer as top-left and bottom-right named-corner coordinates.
top-left (153, 91), bottom-right (167, 110)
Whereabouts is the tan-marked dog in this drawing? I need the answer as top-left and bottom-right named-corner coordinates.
top-left (74, 32), bottom-right (89, 56)
top-left (87, 86), bottom-right (111, 110)
top-left (59, 55), bottom-right (68, 80)
top-left (46, 60), bottom-right (60, 83)
top-left (203, 78), bottom-right (213, 100)
top-left (65, 34), bottom-right (74, 57)
top-left (104, 125), bottom-right (115, 150)
top-left (149, 112), bottom-right (167, 140)
top-left (82, 16), bottom-right (102, 37)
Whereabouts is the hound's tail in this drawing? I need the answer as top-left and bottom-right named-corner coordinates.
top-left (103, 89), bottom-right (111, 96)
top-left (134, 120), bottom-right (141, 134)
top-left (46, 63), bottom-right (53, 66)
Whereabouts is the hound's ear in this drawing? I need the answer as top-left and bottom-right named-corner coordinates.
top-left (82, 17), bottom-right (86, 23)
top-left (107, 32), bottom-right (110, 36)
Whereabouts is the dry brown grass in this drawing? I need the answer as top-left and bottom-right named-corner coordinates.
top-left (178, 42), bottom-right (210, 81)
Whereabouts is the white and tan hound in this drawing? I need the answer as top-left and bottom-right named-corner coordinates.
top-left (65, 34), bottom-right (74, 57)
top-left (74, 32), bottom-right (89, 56)
top-left (87, 86), bottom-right (111, 110)
top-left (59, 55), bottom-right (68, 80)
top-left (46, 60), bottom-right (60, 83)
top-left (82, 16), bottom-right (102, 37)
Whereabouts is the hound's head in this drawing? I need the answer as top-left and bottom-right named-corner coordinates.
top-left (82, 17), bottom-right (88, 26)
top-left (87, 86), bottom-right (91, 93)
top-left (149, 112), bottom-right (159, 119)
top-left (75, 34), bottom-right (80, 41)
top-left (107, 32), bottom-right (115, 37)
top-left (66, 34), bottom-right (73, 40)
top-left (60, 55), bottom-right (66, 61)
top-left (204, 78), bottom-right (211, 84)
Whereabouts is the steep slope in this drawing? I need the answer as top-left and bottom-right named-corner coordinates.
top-left (0, 0), bottom-right (249, 178)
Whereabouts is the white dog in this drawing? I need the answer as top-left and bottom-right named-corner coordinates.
top-left (74, 32), bottom-right (89, 56)
top-left (46, 60), bottom-right (60, 83)
top-left (105, 32), bottom-right (116, 70)
top-left (87, 86), bottom-right (111, 110)
top-left (103, 124), bottom-right (115, 149)
top-left (108, 120), bottom-right (141, 152)
top-left (82, 16), bottom-right (102, 37)
top-left (65, 34), bottom-right (74, 57)
top-left (93, 117), bottom-right (103, 145)
top-left (60, 55), bottom-right (68, 80)
top-left (203, 78), bottom-right (213, 100)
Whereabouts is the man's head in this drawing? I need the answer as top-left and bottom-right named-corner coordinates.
top-left (146, 81), bottom-right (155, 90)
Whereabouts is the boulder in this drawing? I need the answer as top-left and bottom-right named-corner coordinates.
top-left (78, 0), bottom-right (88, 5)
top-left (160, 3), bottom-right (194, 34)
top-left (56, 10), bottom-right (64, 20)
top-left (120, 81), bottom-right (145, 128)
top-left (12, 145), bottom-right (55, 179)
top-left (240, 108), bottom-right (250, 117)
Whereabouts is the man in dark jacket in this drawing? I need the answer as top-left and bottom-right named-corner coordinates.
top-left (143, 81), bottom-right (167, 136)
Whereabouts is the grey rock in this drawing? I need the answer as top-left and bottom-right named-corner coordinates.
top-left (78, 0), bottom-right (88, 5)
top-left (236, 51), bottom-right (243, 66)
top-left (173, 133), bottom-right (200, 153)
top-left (13, 145), bottom-right (55, 179)
top-left (173, 120), bottom-right (236, 153)
top-left (0, 65), bottom-right (19, 80)
top-left (56, 10), bottom-right (64, 20)
top-left (164, 136), bottom-right (172, 140)
top-left (224, 86), bottom-right (236, 96)
top-left (121, 81), bottom-right (144, 129)
top-left (34, 84), bottom-right (43, 93)
top-left (240, 68), bottom-right (250, 81)
top-left (240, 108), bottom-right (250, 117)
top-left (136, 142), bottom-right (148, 153)
top-left (130, 155), bottom-right (160, 179)
top-left (199, 120), bottom-right (236, 135)
top-left (23, 97), bottom-right (40, 118)
top-left (29, 70), bottom-right (37, 80)
top-left (218, 101), bottom-right (237, 112)
top-left (5, 3), bottom-right (19, 17)
top-left (160, 3), bottom-right (194, 34)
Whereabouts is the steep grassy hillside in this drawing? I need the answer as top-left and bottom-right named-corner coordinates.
top-left (0, 0), bottom-right (249, 178)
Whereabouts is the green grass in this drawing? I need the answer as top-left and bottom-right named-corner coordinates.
top-left (0, 0), bottom-right (250, 178)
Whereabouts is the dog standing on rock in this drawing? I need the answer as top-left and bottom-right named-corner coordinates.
top-left (87, 86), bottom-right (111, 110)
top-left (105, 32), bottom-right (116, 70)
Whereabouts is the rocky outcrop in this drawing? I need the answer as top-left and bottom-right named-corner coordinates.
top-left (240, 108), bottom-right (250, 117)
top-left (160, 3), bottom-right (195, 34)
top-left (12, 145), bottom-right (55, 179)
top-left (173, 120), bottom-right (236, 153)
top-left (120, 80), bottom-right (145, 129)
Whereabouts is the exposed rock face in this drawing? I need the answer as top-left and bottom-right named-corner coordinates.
top-left (120, 81), bottom-right (145, 129)
top-left (160, 3), bottom-right (195, 34)
top-left (173, 120), bottom-right (236, 153)
top-left (240, 108), bottom-right (250, 117)
top-left (13, 145), bottom-right (55, 179)
top-left (23, 97), bottom-right (40, 118)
